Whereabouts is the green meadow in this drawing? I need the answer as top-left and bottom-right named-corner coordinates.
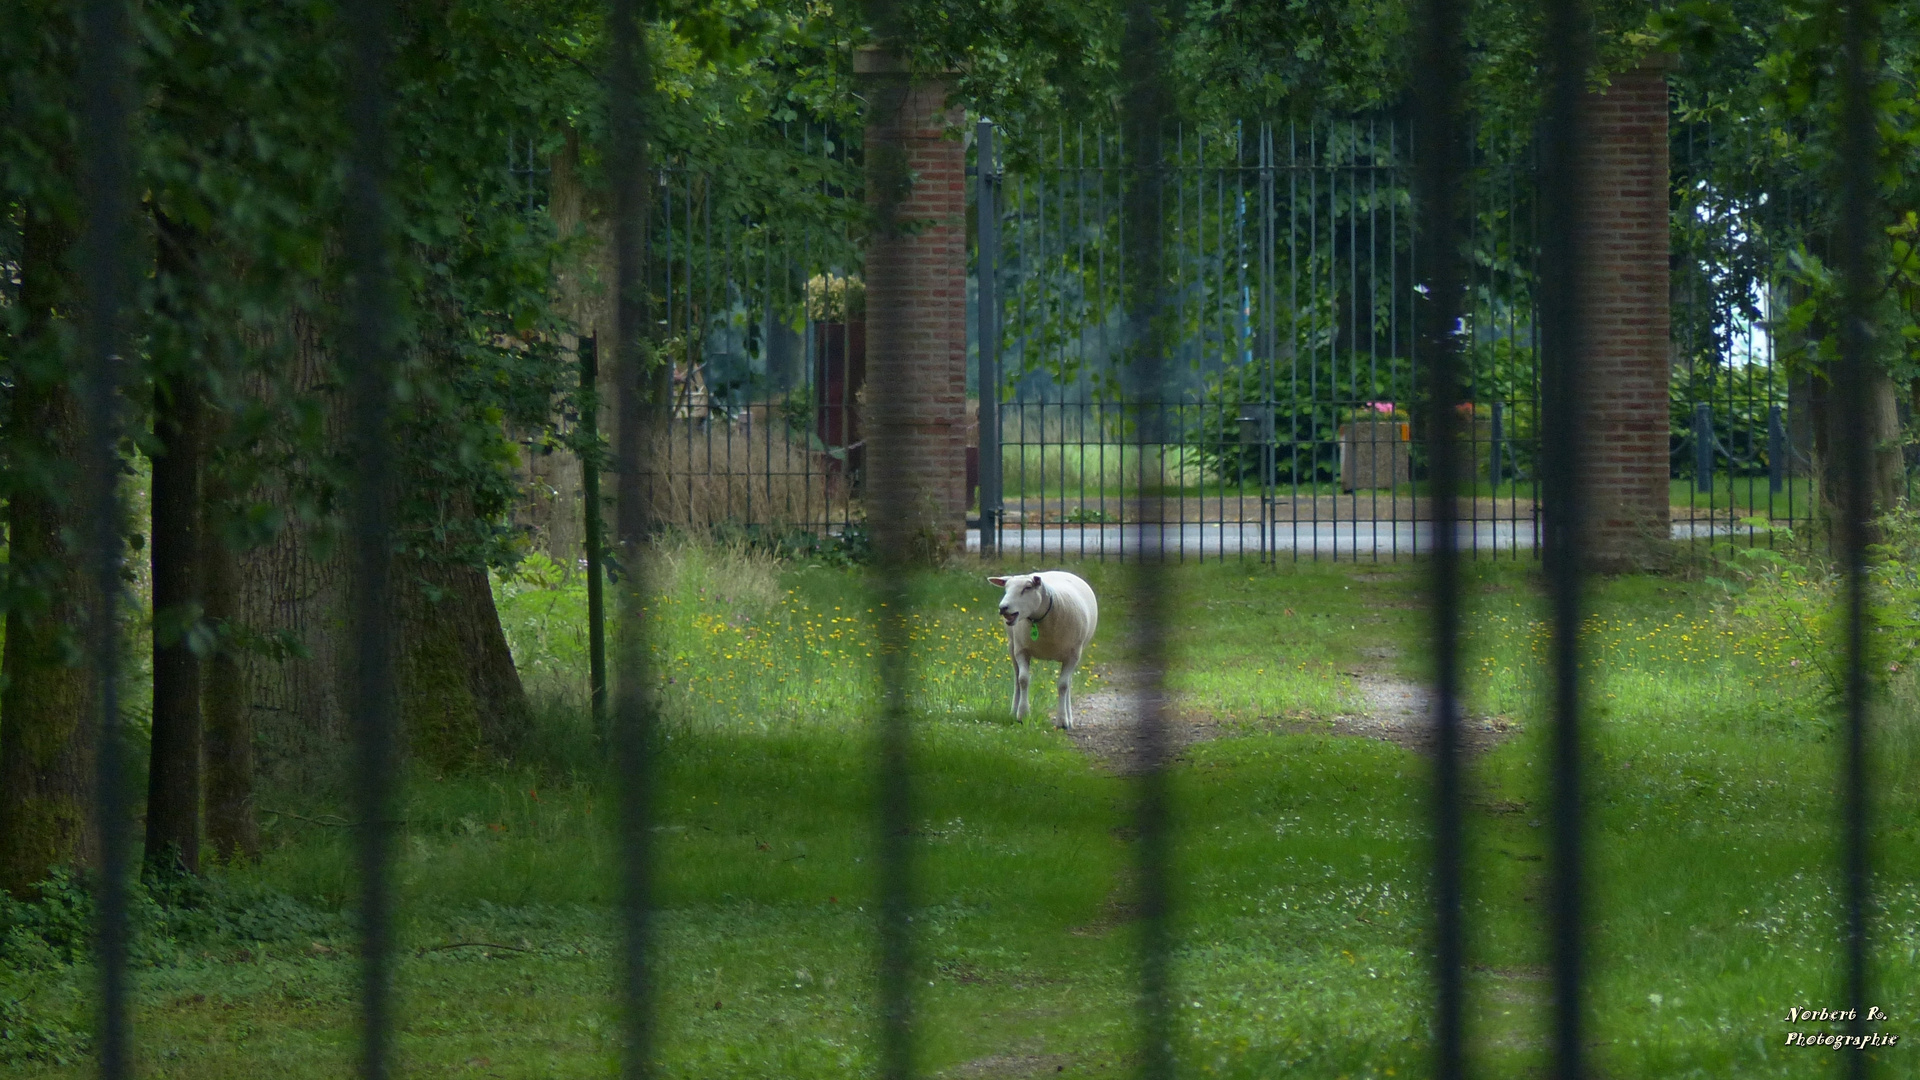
top-left (4, 545), bottom-right (1916, 1078)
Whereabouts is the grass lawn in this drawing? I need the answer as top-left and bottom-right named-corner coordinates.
top-left (1670, 477), bottom-right (1818, 519)
top-left (4, 547), bottom-right (1916, 1077)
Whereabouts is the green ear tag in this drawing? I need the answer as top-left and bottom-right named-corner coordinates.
top-left (1029, 624), bottom-right (1041, 642)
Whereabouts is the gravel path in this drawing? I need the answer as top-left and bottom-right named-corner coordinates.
top-left (1052, 647), bottom-right (1514, 773)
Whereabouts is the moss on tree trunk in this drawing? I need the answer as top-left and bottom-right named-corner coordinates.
top-left (234, 313), bottom-right (532, 789)
top-left (394, 548), bottom-right (532, 771)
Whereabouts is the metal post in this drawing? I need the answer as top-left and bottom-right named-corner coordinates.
top-left (77, 0), bottom-right (136, 1071)
top-left (1768, 403), bottom-right (1784, 496)
top-left (860, 42), bottom-right (921, 1080)
top-left (976, 120), bottom-right (1002, 556)
top-left (1538, 0), bottom-right (1594, 1070)
top-left (1491, 400), bottom-right (1505, 487)
top-left (608, 1), bottom-right (660, 1075)
top-left (1261, 124), bottom-right (1277, 564)
top-left (1413, 0), bottom-right (1468, 1064)
top-left (1121, 2), bottom-right (1175, 1074)
top-left (1835, 0), bottom-right (1880, 1067)
top-left (1694, 401), bottom-right (1714, 494)
top-left (581, 335), bottom-right (608, 735)
top-left (340, 0), bottom-right (400, 1074)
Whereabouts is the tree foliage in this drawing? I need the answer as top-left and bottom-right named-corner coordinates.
top-left (1658, 0), bottom-right (1920, 381)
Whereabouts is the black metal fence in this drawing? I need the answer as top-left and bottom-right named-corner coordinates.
top-left (528, 106), bottom-right (1824, 566)
top-left (1669, 101), bottom-right (1818, 553)
top-left (978, 110), bottom-right (1836, 564)
top-left (978, 116), bottom-right (1545, 562)
top-left (632, 133), bottom-right (871, 550)
top-left (62, 0), bottom-right (1881, 1075)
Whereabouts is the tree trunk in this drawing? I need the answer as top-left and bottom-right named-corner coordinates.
top-left (236, 312), bottom-right (532, 789)
top-left (1869, 369), bottom-right (1906, 509)
top-left (0, 207), bottom-right (99, 897)
top-left (516, 126), bottom-right (595, 564)
top-left (1814, 366), bottom-right (1906, 527)
top-left (395, 551), bottom-right (532, 771)
top-left (146, 210), bottom-right (205, 873)
top-left (201, 405), bottom-right (256, 860)
top-left (235, 311), bottom-right (355, 792)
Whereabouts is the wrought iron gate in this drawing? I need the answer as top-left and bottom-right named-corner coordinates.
top-left (972, 111), bottom-right (1821, 562)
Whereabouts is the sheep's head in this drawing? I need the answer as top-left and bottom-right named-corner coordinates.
top-left (986, 574), bottom-right (1046, 628)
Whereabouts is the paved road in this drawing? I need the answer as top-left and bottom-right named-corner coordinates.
top-left (966, 519), bottom-right (1756, 557)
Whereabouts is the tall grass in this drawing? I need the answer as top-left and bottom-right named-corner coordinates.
top-left (644, 415), bottom-right (853, 531)
top-left (1000, 441), bottom-right (1217, 501)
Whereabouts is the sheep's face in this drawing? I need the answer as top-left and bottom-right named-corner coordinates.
top-left (986, 574), bottom-right (1046, 628)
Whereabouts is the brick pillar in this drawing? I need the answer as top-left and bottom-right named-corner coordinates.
top-left (858, 48), bottom-right (968, 558)
top-left (1581, 57), bottom-right (1674, 571)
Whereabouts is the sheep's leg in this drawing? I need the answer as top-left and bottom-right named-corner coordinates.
top-left (1056, 652), bottom-right (1080, 728)
top-left (1012, 648), bottom-right (1031, 719)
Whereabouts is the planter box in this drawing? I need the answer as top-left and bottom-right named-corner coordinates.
top-left (1338, 416), bottom-right (1412, 492)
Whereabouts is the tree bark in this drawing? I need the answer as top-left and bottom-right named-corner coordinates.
top-left (1814, 366), bottom-right (1906, 527)
top-left (146, 210), bottom-right (205, 873)
top-left (201, 437), bottom-right (256, 860)
top-left (235, 311), bottom-right (355, 792)
top-left (235, 311), bottom-right (532, 788)
top-left (0, 205), bottom-right (99, 897)
top-left (395, 550), bottom-right (532, 770)
top-left (1869, 369), bottom-right (1906, 510)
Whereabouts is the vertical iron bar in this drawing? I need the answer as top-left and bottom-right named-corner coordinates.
top-left (978, 121), bottom-right (1002, 555)
top-left (1037, 144), bottom-right (1049, 561)
top-left (582, 335), bottom-right (608, 734)
top-left (1491, 400), bottom-right (1505, 488)
top-left (1695, 402), bottom-right (1715, 495)
top-left (1121, 1), bottom-right (1174, 1074)
top-left (1768, 404), bottom-right (1784, 496)
top-left (860, 23), bottom-right (920, 1080)
top-left (1414, 0), bottom-right (1468, 1064)
top-left (1100, 131), bottom-right (1114, 560)
top-left (1539, 0), bottom-right (1594, 1069)
top-left (77, 0), bottom-right (136, 1072)
top-left (1262, 124), bottom-right (1277, 564)
top-left (607, 0), bottom-right (660, 1075)
top-left (341, 0), bottom-right (399, 1071)
top-left (1290, 123), bottom-right (1302, 562)
top-left (1835, 0), bottom-right (1879, 1068)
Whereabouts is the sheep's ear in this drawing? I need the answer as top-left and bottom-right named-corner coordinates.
top-left (1027, 574), bottom-right (1043, 590)
top-left (986, 576), bottom-right (1008, 587)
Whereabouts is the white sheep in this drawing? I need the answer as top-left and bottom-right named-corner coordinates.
top-left (987, 570), bottom-right (1098, 728)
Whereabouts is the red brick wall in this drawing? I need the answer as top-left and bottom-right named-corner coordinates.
top-left (1581, 59), bottom-right (1673, 570)
top-left (861, 60), bottom-right (969, 554)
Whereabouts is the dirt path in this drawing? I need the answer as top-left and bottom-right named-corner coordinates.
top-left (1058, 649), bottom-right (1513, 773)
top-left (1313, 669), bottom-right (1515, 754)
top-left (1056, 666), bottom-right (1214, 775)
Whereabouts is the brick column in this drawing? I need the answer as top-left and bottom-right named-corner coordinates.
top-left (1581, 57), bottom-right (1674, 571)
top-left (858, 48), bottom-right (968, 558)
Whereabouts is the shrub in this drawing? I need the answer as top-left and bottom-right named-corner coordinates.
top-left (1185, 355), bottom-right (1415, 486)
top-left (0, 992), bottom-right (88, 1067)
top-left (1710, 507), bottom-right (1920, 774)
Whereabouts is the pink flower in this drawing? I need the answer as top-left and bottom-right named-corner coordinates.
top-left (1368, 401), bottom-right (1395, 414)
